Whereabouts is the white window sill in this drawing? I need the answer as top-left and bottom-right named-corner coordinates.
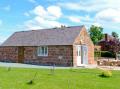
top-left (38, 55), bottom-right (48, 57)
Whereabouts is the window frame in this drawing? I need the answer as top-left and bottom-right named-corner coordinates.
top-left (37, 46), bottom-right (48, 56)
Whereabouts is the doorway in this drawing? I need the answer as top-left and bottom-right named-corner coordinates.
top-left (18, 47), bottom-right (24, 63)
top-left (81, 45), bottom-right (88, 64)
top-left (76, 45), bottom-right (88, 66)
top-left (76, 45), bottom-right (81, 66)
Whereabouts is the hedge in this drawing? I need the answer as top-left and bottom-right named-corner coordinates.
top-left (95, 51), bottom-right (115, 58)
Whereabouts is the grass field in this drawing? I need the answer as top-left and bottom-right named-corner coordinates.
top-left (0, 67), bottom-right (120, 89)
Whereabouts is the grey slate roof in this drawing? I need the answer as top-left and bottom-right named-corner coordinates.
top-left (1, 26), bottom-right (84, 46)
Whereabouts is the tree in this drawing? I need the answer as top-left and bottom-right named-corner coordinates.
top-left (112, 32), bottom-right (119, 38)
top-left (89, 25), bottom-right (104, 44)
top-left (105, 39), bottom-right (120, 60)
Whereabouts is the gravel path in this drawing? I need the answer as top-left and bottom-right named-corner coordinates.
top-left (0, 62), bottom-right (120, 70)
top-left (0, 62), bottom-right (98, 69)
top-left (0, 62), bottom-right (64, 69)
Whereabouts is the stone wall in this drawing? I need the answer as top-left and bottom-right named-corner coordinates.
top-left (24, 46), bottom-right (73, 66)
top-left (0, 47), bottom-right (18, 62)
top-left (0, 46), bottom-right (73, 66)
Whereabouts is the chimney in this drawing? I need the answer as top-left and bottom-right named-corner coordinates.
top-left (105, 34), bottom-right (108, 41)
top-left (60, 25), bottom-right (66, 30)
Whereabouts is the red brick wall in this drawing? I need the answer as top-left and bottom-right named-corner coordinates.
top-left (24, 46), bottom-right (73, 66)
top-left (24, 47), bottom-right (37, 60)
top-left (73, 27), bottom-right (94, 66)
top-left (0, 47), bottom-right (18, 62)
top-left (73, 45), bottom-right (77, 66)
top-left (0, 46), bottom-right (73, 66)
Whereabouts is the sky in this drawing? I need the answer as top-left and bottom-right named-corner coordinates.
top-left (0, 0), bottom-right (120, 43)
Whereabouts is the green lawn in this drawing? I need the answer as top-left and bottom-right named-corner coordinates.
top-left (0, 67), bottom-right (120, 89)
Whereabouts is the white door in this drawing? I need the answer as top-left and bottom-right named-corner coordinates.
top-left (77, 45), bottom-right (82, 66)
top-left (81, 45), bottom-right (88, 64)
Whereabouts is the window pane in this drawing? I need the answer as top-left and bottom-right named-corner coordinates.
top-left (37, 47), bottom-right (39, 55)
top-left (38, 47), bottom-right (41, 56)
top-left (37, 46), bottom-right (48, 56)
top-left (41, 47), bottom-right (44, 55)
top-left (44, 47), bottom-right (48, 55)
top-left (40, 47), bottom-right (42, 55)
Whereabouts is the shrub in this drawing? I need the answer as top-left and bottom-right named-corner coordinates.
top-left (94, 51), bottom-right (101, 58)
top-left (101, 51), bottom-right (115, 58)
top-left (100, 70), bottom-right (112, 78)
top-left (94, 51), bottom-right (115, 58)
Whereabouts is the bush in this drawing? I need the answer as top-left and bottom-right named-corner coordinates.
top-left (100, 70), bottom-right (112, 78)
top-left (94, 51), bottom-right (101, 58)
top-left (102, 51), bottom-right (114, 57)
top-left (96, 51), bottom-right (115, 58)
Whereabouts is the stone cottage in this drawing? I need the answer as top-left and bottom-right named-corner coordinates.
top-left (0, 25), bottom-right (94, 67)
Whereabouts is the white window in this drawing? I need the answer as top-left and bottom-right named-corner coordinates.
top-left (37, 46), bottom-right (48, 56)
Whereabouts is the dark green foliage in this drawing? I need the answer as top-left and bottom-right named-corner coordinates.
top-left (101, 51), bottom-right (115, 58)
top-left (89, 25), bottom-right (104, 44)
top-left (95, 51), bottom-right (115, 58)
top-left (94, 51), bottom-right (101, 57)
top-left (112, 32), bottom-right (119, 38)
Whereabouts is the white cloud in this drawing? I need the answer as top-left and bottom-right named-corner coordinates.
top-left (23, 5), bottom-right (65, 29)
top-left (95, 8), bottom-right (120, 23)
top-left (24, 16), bottom-right (63, 29)
top-left (80, 15), bottom-right (92, 22)
top-left (58, 0), bottom-right (120, 12)
top-left (34, 16), bottom-right (62, 27)
top-left (47, 6), bottom-right (62, 18)
top-left (32, 5), bottom-right (62, 20)
top-left (68, 16), bottom-right (81, 23)
top-left (33, 5), bottom-right (47, 16)
top-left (67, 15), bottom-right (92, 23)
top-left (24, 20), bottom-right (43, 29)
top-left (57, 0), bottom-right (120, 33)
top-left (93, 22), bottom-right (101, 27)
top-left (58, 1), bottom-right (106, 12)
